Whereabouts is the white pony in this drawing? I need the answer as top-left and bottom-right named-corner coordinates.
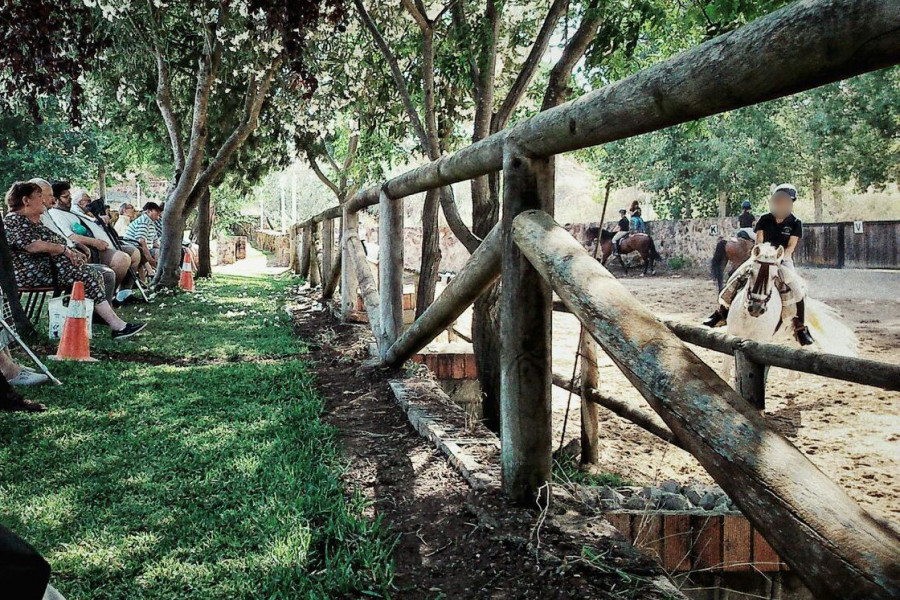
top-left (724, 243), bottom-right (857, 380)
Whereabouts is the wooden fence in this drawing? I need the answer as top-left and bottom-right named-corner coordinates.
top-left (292, 2), bottom-right (900, 598)
top-left (793, 220), bottom-right (900, 269)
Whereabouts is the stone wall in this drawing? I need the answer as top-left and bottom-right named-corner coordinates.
top-left (253, 229), bottom-right (291, 267)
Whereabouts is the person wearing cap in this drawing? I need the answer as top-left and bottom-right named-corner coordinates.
top-left (612, 208), bottom-right (630, 256)
top-left (737, 200), bottom-right (755, 239)
top-left (703, 184), bottom-right (813, 345)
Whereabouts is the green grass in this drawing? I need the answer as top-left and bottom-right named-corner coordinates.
top-left (553, 454), bottom-right (631, 488)
top-left (0, 275), bottom-right (395, 599)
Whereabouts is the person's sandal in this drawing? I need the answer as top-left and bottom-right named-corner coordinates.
top-left (0, 389), bottom-right (46, 413)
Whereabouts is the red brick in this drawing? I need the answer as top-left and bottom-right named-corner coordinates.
top-left (691, 515), bottom-right (722, 571)
top-left (723, 515), bottom-right (753, 572)
top-left (662, 515), bottom-right (692, 572)
top-left (633, 514), bottom-right (663, 563)
top-left (451, 355), bottom-right (466, 380)
top-left (464, 354), bottom-right (478, 379)
top-left (752, 528), bottom-right (781, 572)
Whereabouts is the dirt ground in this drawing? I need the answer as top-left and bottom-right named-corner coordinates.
top-left (291, 300), bottom-right (676, 600)
top-left (448, 268), bottom-right (900, 524)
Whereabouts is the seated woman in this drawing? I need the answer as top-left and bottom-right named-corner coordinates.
top-left (3, 182), bottom-right (146, 341)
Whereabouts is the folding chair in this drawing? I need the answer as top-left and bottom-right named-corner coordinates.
top-left (1, 285), bottom-right (61, 386)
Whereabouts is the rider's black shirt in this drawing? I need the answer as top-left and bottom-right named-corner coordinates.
top-left (618, 217), bottom-right (630, 232)
top-left (738, 211), bottom-right (755, 229)
top-left (755, 212), bottom-right (802, 248)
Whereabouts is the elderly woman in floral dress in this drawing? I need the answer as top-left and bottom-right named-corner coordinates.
top-left (3, 182), bottom-right (146, 341)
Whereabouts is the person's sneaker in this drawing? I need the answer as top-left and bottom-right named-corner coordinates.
top-left (111, 322), bottom-right (147, 341)
top-left (793, 319), bottom-right (814, 346)
top-left (0, 390), bottom-right (46, 412)
top-left (8, 370), bottom-right (49, 386)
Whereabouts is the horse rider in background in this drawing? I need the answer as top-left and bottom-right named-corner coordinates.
top-left (612, 208), bottom-right (630, 256)
top-left (703, 184), bottom-right (815, 346)
top-left (630, 206), bottom-right (646, 234)
top-left (737, 200), bottom-right (755, 240)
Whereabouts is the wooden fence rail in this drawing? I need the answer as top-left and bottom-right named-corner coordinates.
top-left (286, 2), bottom-right (900, 597)
top-left (512, 208), bottom-right (900, 600)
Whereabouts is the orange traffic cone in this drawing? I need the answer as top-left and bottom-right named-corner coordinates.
top-left (179, 252), bottom-right (195, 292)
top-left (50, 281), bottom-right (97, 362)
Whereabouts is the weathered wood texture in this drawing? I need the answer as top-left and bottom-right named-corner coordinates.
top-left (308, 222), bottom-right (321, 287)
top-left (500, 140), bottom-right (553, 506)
top-left (347, 234), bottom-right (381, 346)
top-left (664, 320), bottom-right (900, 391)
top-left (513, 209), bottom-right (900, 600)
top-left (321, 250), bottom-right (341, 301)
top-left (578, 335), bottom-right (600, 465)
top-left (379, 191), bottom-right (403, 357)
top-left (329, 0), bottom-right (900, 217)
top-left (552, 372), bottom-right (683, 450)
top-left (793, 220), bottom-right (900, 269)
top-left (340, 211), bottom-right (359, 321)
top-left (734, 349), bottom-right (767, 410)
top-left (322, 218), bottom-right (334, 284)
top-left (299, 223), bottom-right (311, 278)
top-left (382, 224), bottom-right (502, 367)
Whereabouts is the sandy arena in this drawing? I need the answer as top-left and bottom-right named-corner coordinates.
top-left (450, 267), bottom-right (900, 525)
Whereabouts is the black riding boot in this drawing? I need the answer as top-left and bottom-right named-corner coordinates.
top-left (702, 305), bottom-right (728, 328)
top-left (793, 299), bottom-right (814, 346)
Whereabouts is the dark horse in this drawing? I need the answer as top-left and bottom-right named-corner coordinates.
top-left (710, 235), bottom-right (754, 291)
top-left (594, 229), bottom-right (661, 276)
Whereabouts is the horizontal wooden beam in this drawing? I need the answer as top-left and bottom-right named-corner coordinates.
top-left (382, 224), bottom-right (502, 367)
top-left (664, 320), bottom-right (900, 392)
top-left (552, 372), bottom-right (684, 450)
top-left (330, 0), bottom-right (900, 216)
top-left (513, 209), bottom-right (900, 600)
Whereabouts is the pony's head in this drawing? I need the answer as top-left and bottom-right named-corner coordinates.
top-left (745, 243), bottom-right (784, 317)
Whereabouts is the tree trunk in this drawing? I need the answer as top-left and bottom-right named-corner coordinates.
top-left (156, 208), bottom-right (188, 288)
top-left (0, 218), bottom-right (34, 336)
top-left (98, 163), bottom-right (107, 199)
top-left (196, 187), bottom-right (212, 278)
top-left (813, 170), bottom-right (823, 222)
top-left (416, 188), bottom-right (442, 317)
top-left (718, 189), bottom-right (728, 217)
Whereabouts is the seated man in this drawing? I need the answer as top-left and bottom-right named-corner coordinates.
top-left (114, 202), bottom-right (135, 237)
top-left (70, 189), bottom-right (141, 278)
top-left (703, 184), bottom-right (813, 346)
top-left (123, 202), bottom-right (162, 273)
top-left (612, 208), bottom-right (630, 256)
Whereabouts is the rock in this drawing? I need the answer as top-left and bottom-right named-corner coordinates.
top-left (599, 499), bottom-right (620, 512)
top-left (659, 492), bottom-right (691, 511)
top-left (682, 484), bottom-right (703, 506)
top-left (624, 496), bottom-right (649, 511)
top-left (661, 479), bottom-right (681, 494)
top-left (699, 492), bottom-right (721, 511)
top-left (640, 486), bottom-right (665, 501)
top-left (599, 485), bottom-right (625, 505)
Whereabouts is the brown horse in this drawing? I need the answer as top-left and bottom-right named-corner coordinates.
top-left (711, 236), bottom-right (754, 291)
top-left (596, 229), bottom-right (661, 276)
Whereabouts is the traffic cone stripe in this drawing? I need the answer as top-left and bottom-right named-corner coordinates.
top-left (179, 252), bottom-right (195, 292)
top-left (50, 281), bottom-right (97, 362)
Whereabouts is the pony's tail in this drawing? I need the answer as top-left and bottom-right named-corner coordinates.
top-left (648, 237), bottom-right (661, 261)
top-left (711, 238), bottom-right (727, 290)
top-left (805, 298), bottom-right (859, 358)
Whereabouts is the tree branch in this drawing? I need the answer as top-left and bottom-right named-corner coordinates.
top-left (354, 0), bottom-right (429, 150)
top-left (492, 0), bottom-right (568, 131)
top-left (307, 150), bottom-right (342, 197)
top-left (542, 0), bottom-right (602, 111)
top-left (153, 49), bottom-right (185, 173)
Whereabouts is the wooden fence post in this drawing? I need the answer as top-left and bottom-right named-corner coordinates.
top-left (379, 190), bottom-right (403, 356)
top-left (734, 349), bottom-right (767, 410)
top-left (579, 335), bottom-right (600, 465)
top-left (322, 218), bottom-right (334, 286)
top-left (309, 222), bottom-right (321, 288)
top-left (341, 210), bottom-right (359, 322)
top-left (500, 138), bottom-right (554, 507)
top-left (512, 209), bottom-right (900, 600)
top-left (300, 223), bottom-right (311, 279)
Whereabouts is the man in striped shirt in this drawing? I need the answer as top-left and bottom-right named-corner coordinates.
top-left (124, 202), bottom-right (162, 269)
